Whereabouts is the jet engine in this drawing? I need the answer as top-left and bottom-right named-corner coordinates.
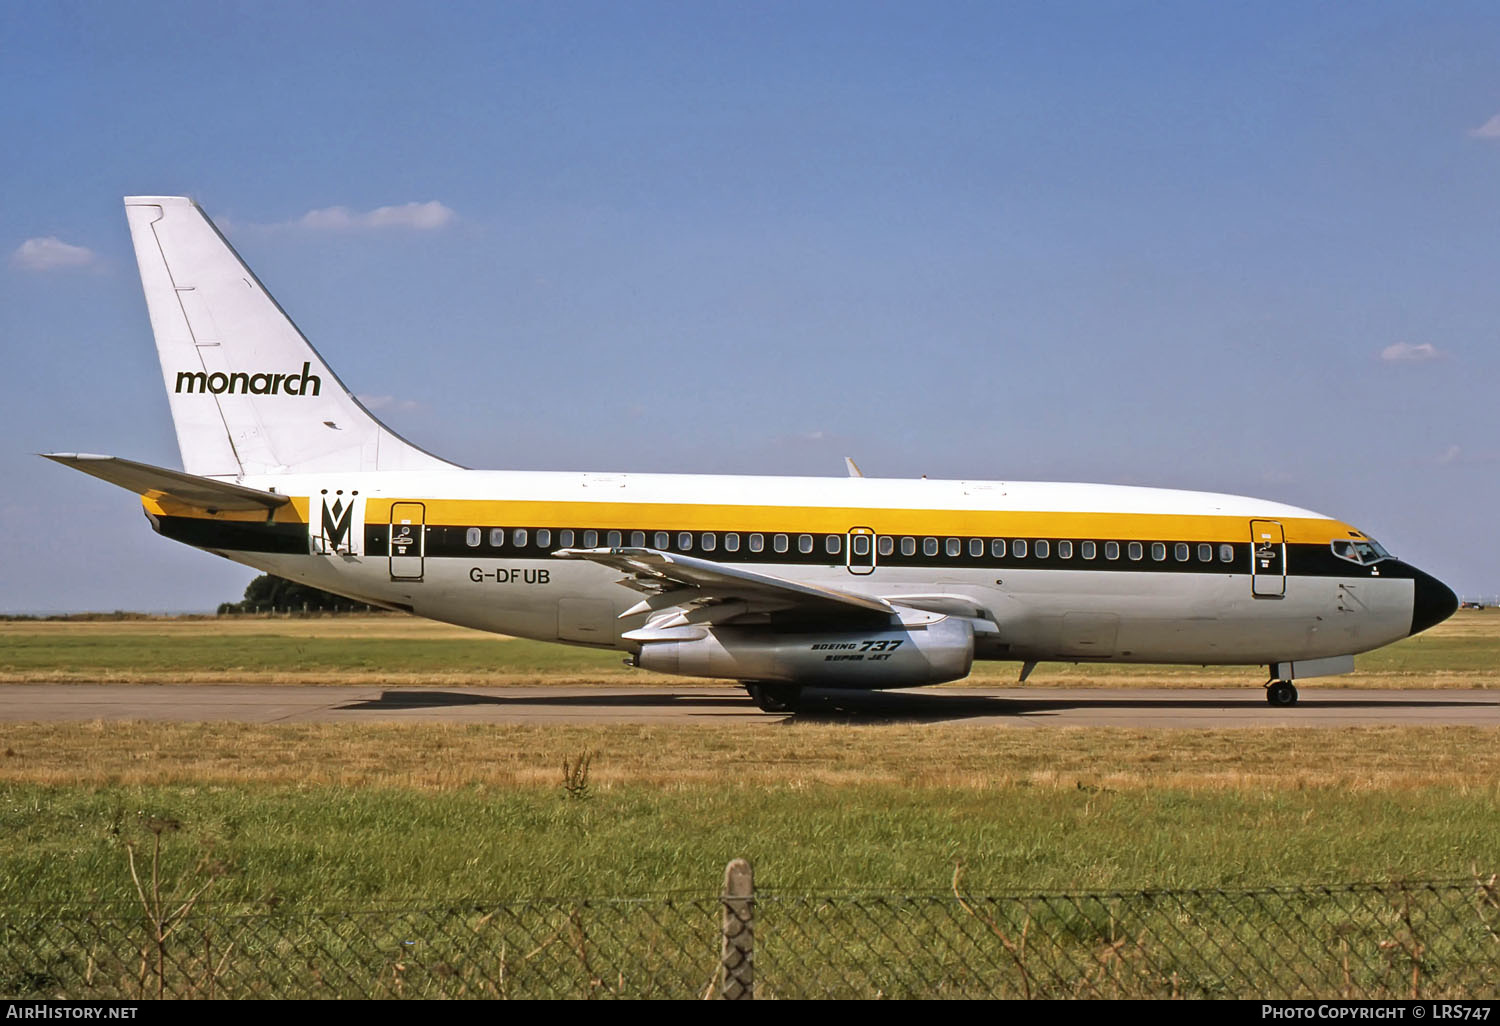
top-left (633, 616), bottom-right (974, 689)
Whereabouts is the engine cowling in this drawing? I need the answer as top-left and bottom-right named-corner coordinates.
top-left (635, 617), bottom-right (974, 689)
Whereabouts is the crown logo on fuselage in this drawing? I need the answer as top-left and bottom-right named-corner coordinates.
top-left (321, 495), bottom-right (353, 550)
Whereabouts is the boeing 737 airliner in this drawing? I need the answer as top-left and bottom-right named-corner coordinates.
top-left (45, 196), bottom-right (1457, 711)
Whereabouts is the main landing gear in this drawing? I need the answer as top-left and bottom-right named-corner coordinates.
top-left (1265, 680), bottom-right (1299, 706)
top-left (744, 682), bottom-right (803, 713)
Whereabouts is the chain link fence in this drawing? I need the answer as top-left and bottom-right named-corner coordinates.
top-left (3, 873), bottom-right (1497, 999)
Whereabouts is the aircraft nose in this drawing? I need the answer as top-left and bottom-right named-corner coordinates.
top-left (1409, 565), bottom-right (1458, 636)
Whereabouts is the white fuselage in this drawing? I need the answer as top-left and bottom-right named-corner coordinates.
top-left (148, 468), bottom-right (1423, 676)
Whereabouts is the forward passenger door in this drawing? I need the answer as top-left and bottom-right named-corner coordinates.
top-left (1250, 520), bottom-right (1285, 598)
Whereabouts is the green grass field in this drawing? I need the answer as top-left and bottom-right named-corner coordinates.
top-left (4, 780), bottom-right (1498, 908)
top-left (2, 607), bottom-right (1496, 686)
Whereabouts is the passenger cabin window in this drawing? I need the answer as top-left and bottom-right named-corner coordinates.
top-left (701, 533), bottom-right (716, 552)
top-left (1197, 543), bottom-right (1212, 562)
top-left (1128, 542), bottom-right (1143, 561)
top-left (630, 531), bottom-right (645, 547)
top-left (1219, 543), bottom-right (1234, 563)
top-left (513, 528), bottom-right (528, 547)
top-left (536, 529), bottom-right (551, 548)
top-left (852, 535), bottom-right (871, 556)
top-left (773, 534), bottom-right (789, 553)
top-left (946, 538), bottom-right (961, 557)
top-left (1105, 542), bottom-right (1120, 560)
top-left (606, 531), bottom-right (622, 547)
top-left (1058, 540), bottom-right (1073, 559)
top-left (1081, 541), bottom-right (1096, 560)
top-left (655, 532), bottom-right (670, 549)
top-left (583, 530), bottom-right (598, 547)
top-left (991, 539), bottom-right (1006, 558)
top-left (1151, 542), bottom-right (1166, 561)
top-left (749, 533), bottom-right (764, 553)
top-left (678, 532), bottom-right (693, 550)
top-left (901, 537), bottom-right (917, 556)
top-left (923, 537), bottom-right (939, 557)
top-left (878, 536), bottom-right (894, 557)
top-left (1014, 539), bottom-right (1028, 558)
top-left (798, 534), bottom-right (813, 554)
top-left (490, 528), bottom-right (505, 547)
top-left (724, 533), bottom-right (740, 552)
top-left (465, 527), bottom-right (482, 548)
top-left (1035, 540), bottom-right (1050, 559)
top-left (826, 535), bottom-right (841, 554)
top-left (969, 538), bottom-right (984, 557)
top-left (1175, 543), bottom-right (1190, 561)
top-left (559, 530), bottom-right (575, 548)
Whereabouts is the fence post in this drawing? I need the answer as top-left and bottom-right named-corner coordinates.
top-left (720, 858), bottom-right (754, 1000)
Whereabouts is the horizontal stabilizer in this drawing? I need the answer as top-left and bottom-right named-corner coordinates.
top-left (41, 453), bottom-right (290, 512)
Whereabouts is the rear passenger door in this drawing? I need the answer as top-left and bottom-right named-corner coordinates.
top-left (389, 502), bottom-right (426, 581)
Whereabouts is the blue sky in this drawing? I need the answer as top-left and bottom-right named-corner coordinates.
top-left (2, 1), bottom-right (1498, 612)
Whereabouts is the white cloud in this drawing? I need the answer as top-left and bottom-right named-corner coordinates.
top-left (357, 394), bottom-right (424, 413)
top-left (10, 236), bottom-right (97, 271)
top-left (294, 201), bottom-right (455, 231)
top-left (1379, 342), bottom-right (1443, 363)
top-left (1469, 114), bottom-right (1500, 139)
top-left (1433, 444), bottom-right (1500, 467)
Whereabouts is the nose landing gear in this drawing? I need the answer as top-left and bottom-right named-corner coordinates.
top-left (1265, 679), bottom-right (1299, 706)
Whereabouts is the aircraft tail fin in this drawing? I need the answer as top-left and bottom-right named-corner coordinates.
top-left (123, 196), bottom-right (456, 477)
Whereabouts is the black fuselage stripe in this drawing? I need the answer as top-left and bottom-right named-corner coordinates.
top-left (360, 524), bottom-right (1410, 580)
top-left (149, 515), bottom-right (1406, 580)
top-left (152, 514), bottom-right (307, 554)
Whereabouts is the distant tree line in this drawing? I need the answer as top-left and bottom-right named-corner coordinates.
top-left (218, 574), bottom-right (375, 615)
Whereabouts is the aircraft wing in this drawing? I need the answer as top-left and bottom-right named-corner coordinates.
top-left (41, 453), bottom-right (290, 513)
top-left (553, 547), bottom-right (894, 630)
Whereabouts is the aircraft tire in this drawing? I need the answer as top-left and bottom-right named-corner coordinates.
top-left (1266, 680), bottom-right (1298, 706)
top-left (745, 682), bottom-right (803, 713)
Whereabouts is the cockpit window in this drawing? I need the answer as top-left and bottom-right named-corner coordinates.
top-left (1331, 538), bottom-right (1391, 565)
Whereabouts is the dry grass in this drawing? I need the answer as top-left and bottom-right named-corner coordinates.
top-left (3, 721), bottom-right (1498, 794)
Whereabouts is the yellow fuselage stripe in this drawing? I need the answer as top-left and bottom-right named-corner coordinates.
top-left (146, 495), bottom-right (1356, 545)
